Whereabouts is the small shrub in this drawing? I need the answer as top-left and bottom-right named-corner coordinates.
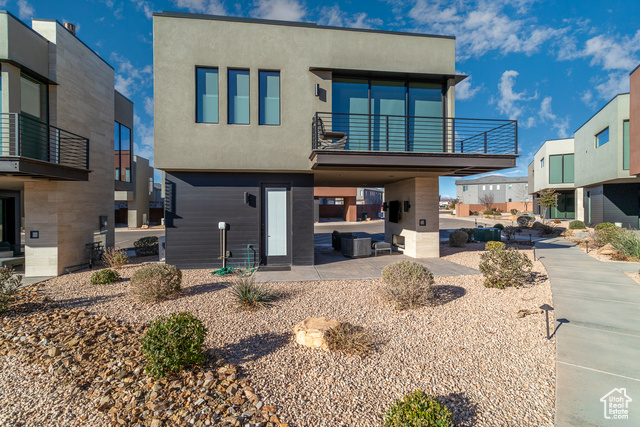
top-left (510, 208), bottom-right (518, 215)
top-left (141, 312), bottom-right (207, 378)
top-left (449, 230), bottom-right (469, 247)
top-left (595, 222), bottom-right (617, 230)
top-left (134, 236), bottom-right (159, 257)
top-left (0, 267), bottom-right (21, 313)
top-left (531, 221), bottom-right (545, 230)
top-left (611, 229), bottom-right (640, 259)
top-left (381, 261), bottom-right (435, 310)
top-left (325, 323), bottom-right (374, 357)
top-left (503, 226), bottom-right (517, 241)
top-left (517, 215), bottom-right (533, 227)
top-left (541, 224), bottom-right (554, 236)
top-left (483, 209), bottom-right (494, 215)
top-left (90, 268), bottom-right (120, 285)
top-left (102, 247), bottom-right (129, 270)
top-left (230, 276), bottom-right (274, 310)
top-left (485, 241), bottom-right (505, 251)
top-left (595, 224), bottom-right (623, 247)
top-left (130, 264), bottom-right (182, 302)
top-left (611, 252), bottom-right (629, 262)
top-left (384, 390), bottom-right (453, 427)
top-left (458, 228), bottom-right (475, 240)
top-left (569, 220), bottom-right (586, 229)
top-left (553, 219), bottom-right (561, 224)
top-left (494, 223), bottom-right (504, 231)
top-left (479, 247), bottom-right (533, 289)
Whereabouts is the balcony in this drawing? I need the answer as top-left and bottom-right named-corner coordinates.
top-left (310, 112), bottom-right (518, 186)
top-left (0, 113), bottom-right (90, 181)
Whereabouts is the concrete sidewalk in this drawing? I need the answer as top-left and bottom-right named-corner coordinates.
top-left (535, 238), bottom-right (640, 427)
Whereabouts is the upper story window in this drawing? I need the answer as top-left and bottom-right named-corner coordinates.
top-left (489, 185), bottom-right (493, 190)
top-left (623, 120), bottom-right (630, 170)
top-left (259, 71), bottom-right (280, 125)
top-left (196, 67), bottom-right (219, 124)
top-left (508, 184), bottom-right (512, 189)
top-left (482, 185), bottom-right (486, 190)
top-left (463, 185), bottom-right (468, 191)
top-left (549, 154), bottom-right (574, 184)
top-left (496, 185), bottom-right (501, 190)
top-left (114, 121), bottom-right (132, 182)
top-left (540, 158), bottom-right (545, 168)
top-left (596, 127), bottom-right (609, 147)
top-left (228, 69), bottom-right (250, 124)
top-left (20, 74), bottom-right (47, 121)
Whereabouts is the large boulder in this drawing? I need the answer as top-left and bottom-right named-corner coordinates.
top-left (293, 317), bottom-right (339, 350)
top-left (598, 243), bottom-right (617, 255)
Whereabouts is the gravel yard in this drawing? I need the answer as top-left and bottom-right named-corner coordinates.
top-left (6, 247), bottom-right (555, 427)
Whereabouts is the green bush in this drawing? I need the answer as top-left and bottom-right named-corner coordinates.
top-left (494, 223), bottom-right (504, 230)
top-left (503, 226), bottom-right (517, 241)
top-left (595, 222), bottom-right (616, 230)
top-left (517, 215), bottom-right (533, 227)
top-left (458, 228), bottom-right (475, 240)
top-left (485, 241), bottom-right (505, 251)
top-left (230, 276), bottom-right (274, 310)
top-left (130, 264), bottom-right (182, 302)
top-left (483, 209), bottom-right (494, 215)
top-left (141, 312), bottom-right (207, 378)
top-left (595, 224), bottom-right (623, 247)
top-left (381, 261), bottom-right (434, 310)
top-left (448, 230), bottom-right (468, 247)
top-left (569, 220), bottom-right (586, 229)
top-left (540, 224), bottom-right (555, 236)
top-left (611, 230), bottom-right (640, 259)
top-left (384, 390), bottom-right (453, 427)
top-left (0, 267), bottom-right (21, 313)
top-left (479, 247), bottom-right (533, 289)
top-left (90, 268), bottom-right (120, 285)
top-left (531, 221), bottom-right (544, 230)
top-left (134, 236), bottom-right (159, 257)
top-left (510, 209), bottom-right (518, 215)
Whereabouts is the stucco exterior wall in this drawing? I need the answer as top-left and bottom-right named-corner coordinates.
top-left (153, 14), bottom-right (456, 172)
top-left (531, 138), bottom-right (575, 193)
top-left (631, 66), bottom-right (640, 175)
top-left (0, 11), bottom-right (50, 80)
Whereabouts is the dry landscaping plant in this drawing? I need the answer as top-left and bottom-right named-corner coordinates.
top-left (485, 241), bottom-right (505, 251)
top-left (0, 267), bottom-right (21, 313)
top-left (133, 236), bottom-right (159, 257)
top-left (479, 247), bottom-right (533, 289)
top-left (324, 322), bottom-right (374, 357)
top-left (90, 268), bottom-right (120, 285)
top-left (381, 261), bottom-right (435, 310)
top-left (102, 247), bottom-right (129, 270)
top-left (230, 275), bottom-right (274, 310)
top-left (384, 390), bottom-right (454, 427)
top-left (448, 230), bottom-right (468, 247)
top-left (141, 312), bottom-right (207, 378)
top-left (503, 226), bottom-right (517, 241)
top-left (595, 224), bottom-right (623, 247)
top-left (130, 263), bottom-right (182, 302)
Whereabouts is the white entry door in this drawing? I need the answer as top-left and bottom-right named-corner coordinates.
top-left (264, 186), bottom-right (289, 264)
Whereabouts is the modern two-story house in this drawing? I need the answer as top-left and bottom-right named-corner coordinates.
top-left (153, 12), bottom-right (518, 269)
top-left (0, 11), bottom-right (128, 276)
top-left (528, 138), bottom-right (578, 220)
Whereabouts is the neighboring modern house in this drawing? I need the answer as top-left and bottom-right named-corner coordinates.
top-left (153, 12), bottom-right (518, 269)
top-left (0, 12), bottom-right (123, 276)
top-left (454, 175), bottom-right (529, 216)
top-left (528, 138), bottom-right (578, 220)
top-left (114, 153), bottom-right (155, 228)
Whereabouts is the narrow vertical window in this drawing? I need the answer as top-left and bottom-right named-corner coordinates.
top-left (259, 71), bottom-right (280, 125)
top-left (196, 68), bottom-right (218, 123)
top-left (228, 69), bottom-right (250, 124)
top-left (120, 125), bottom-right (131, 182)
top-left (596, 127), bottom-right (609, 147)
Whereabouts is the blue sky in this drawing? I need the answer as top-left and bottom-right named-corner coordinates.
top-left (5, 0), bottom-right (640, 196)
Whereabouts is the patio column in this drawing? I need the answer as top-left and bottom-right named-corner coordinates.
top-left (343, 196), bottom-right (357, 222)
top-left (384, 177), bottom-right (439, 258)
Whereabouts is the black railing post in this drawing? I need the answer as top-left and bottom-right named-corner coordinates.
top-left (451, 118), bottom-right (456, 153)
top-left (405, 115), bottom-right (410, 152)
top-left (484, 132), bottom-right (488, 154)
top-left (442, 116), bottom-right (447, 153)
top-left (515, 121), bottom-right (518, 154)
top-left (385, 115), bottom-right (389, 151)
top-left (15, 113), bottom-right (20, 157)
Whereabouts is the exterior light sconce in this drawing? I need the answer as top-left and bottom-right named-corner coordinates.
top-left (540, 304), bottom-right (554, 339)
top-left (244, 192), bottom-right (249, 204)
top-left (382, 202), bottom-right (388, 211)
top-left (315, 83), bottom-right (320, 97)
top-left (403, 201), bottom-right (411, 212)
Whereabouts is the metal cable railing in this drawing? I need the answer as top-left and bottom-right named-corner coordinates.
top-left (312, 112), bottom-right (517, 155)
top-left (0, 112), bottom-right (89, 170)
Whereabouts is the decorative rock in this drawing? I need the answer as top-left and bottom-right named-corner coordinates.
top-left (599, 243), bottom-right (617, 255)
top-left (293, 317), bottom-right (339, 350)
top-left (48, 347), bottom-right (61, 357)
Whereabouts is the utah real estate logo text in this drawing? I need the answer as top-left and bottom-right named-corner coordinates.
top-left (600, 388), bottom-right (632, 420)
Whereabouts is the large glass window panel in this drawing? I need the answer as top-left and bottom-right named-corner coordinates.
top-left (596, 127), bottom-right (609, 147)
top-left (20, 75), bottom-right (46, 120)
top-left (409, 82), bottom-right (442, 152)
top-left (196, 68), bottom-right (219, 123)
top-left (549, 155), bottom-right (563, 184)
top-left (259, 71), bottom-right (280, 125)
top-left (20, 75), bottom-right (48, 161)
top-left (228, 70), bottom-right (250, 124)
top-left (114, 122), bottom-right (120, 180)
top-left (563, 154), bottom-right (574, 183)
top-left (371, 81), bottom-right (406, 151)
top-left (120, 125), bottom-right (131, 182)
top-left (623, 120), bottom-right (630, 170)
top-left (565, 193), bottom-right (575, 219)
top-left (332, 78), bottom-right (369, 150)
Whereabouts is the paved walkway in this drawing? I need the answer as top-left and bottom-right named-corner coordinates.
top-left (535, 238), bottom-right (640, 427)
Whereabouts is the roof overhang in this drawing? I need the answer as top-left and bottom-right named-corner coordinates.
top-left (309, 67), bottom-right (467, 84)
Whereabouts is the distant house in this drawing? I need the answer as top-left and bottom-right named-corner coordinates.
top-left (456, 175), bottom-right (529, 204)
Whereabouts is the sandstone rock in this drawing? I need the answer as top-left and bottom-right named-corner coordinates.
top-left (293, 317), bottom-right (339, 350)
top-left (48, 347), bottom-right (61, 357)
top-left (599, 243), bottom-right (617, 255)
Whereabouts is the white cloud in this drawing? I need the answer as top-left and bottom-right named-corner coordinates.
top-left (407, 0), bottom-right (564, 60)
top-left (134, 114), bottom-right (154, 164)
top-left (455, 71), bottom-right (482, 101)
top-left (171, 0), bottom-right (226, 15)
top-left (520, 116), bottom-right (535, 128)
top-left (144, 97), bottom-right (154, 116)
top-left (494, 70), bottom-right (536, 120)
top-left (580, 90), bottom-right (596, 108)
top-left (538, 96), bottom-right (570, 138)
top-left (131, 0), bottom-right (156, 19)
top-left (582, 31), bottom-right (640, 71)
top-left (317, 5), bottom-right (382, 29)
top-left (594, 72), bottom-right (631, 101)
top-left (111, 53), bottom-right (153, 98)
top-left (17, 0), bottom-right (35, 21)
top-left (252, 0), bottom-right (305, 21)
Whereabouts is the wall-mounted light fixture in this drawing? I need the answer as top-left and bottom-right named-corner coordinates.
top-left (382, 202), bottom-right (388, 211)
top-left (315, 83), bottom-right (320, 97)
top-left (403, 201), bottom-right (411, 212)
top-left (244, 192), bottom-right (249, 204)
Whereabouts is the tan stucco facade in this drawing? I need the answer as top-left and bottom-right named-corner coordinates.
top-left (630, 66), bottom-right (640, 176)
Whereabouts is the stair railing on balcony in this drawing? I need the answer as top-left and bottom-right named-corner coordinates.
top-left (0, 112), bottom-right (89, 170)
top-left (312, 112), bottom-right (517, 155)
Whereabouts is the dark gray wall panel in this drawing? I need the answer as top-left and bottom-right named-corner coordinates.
top-left (585, 185), bottom-right (604, 226)
top-left (165, 172), bottom-right (313, 269)
top-left (603, 183), bottom-right (640, 229)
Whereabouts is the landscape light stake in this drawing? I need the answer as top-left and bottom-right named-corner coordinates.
top-left (529, 233), bottom-right (532, 243)
top-left (540, 304), bottom-right (554, 339)
top-left (533, 247), bottom-right (536, 261)
top-left (586, 241), bottom-right (589, 253)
